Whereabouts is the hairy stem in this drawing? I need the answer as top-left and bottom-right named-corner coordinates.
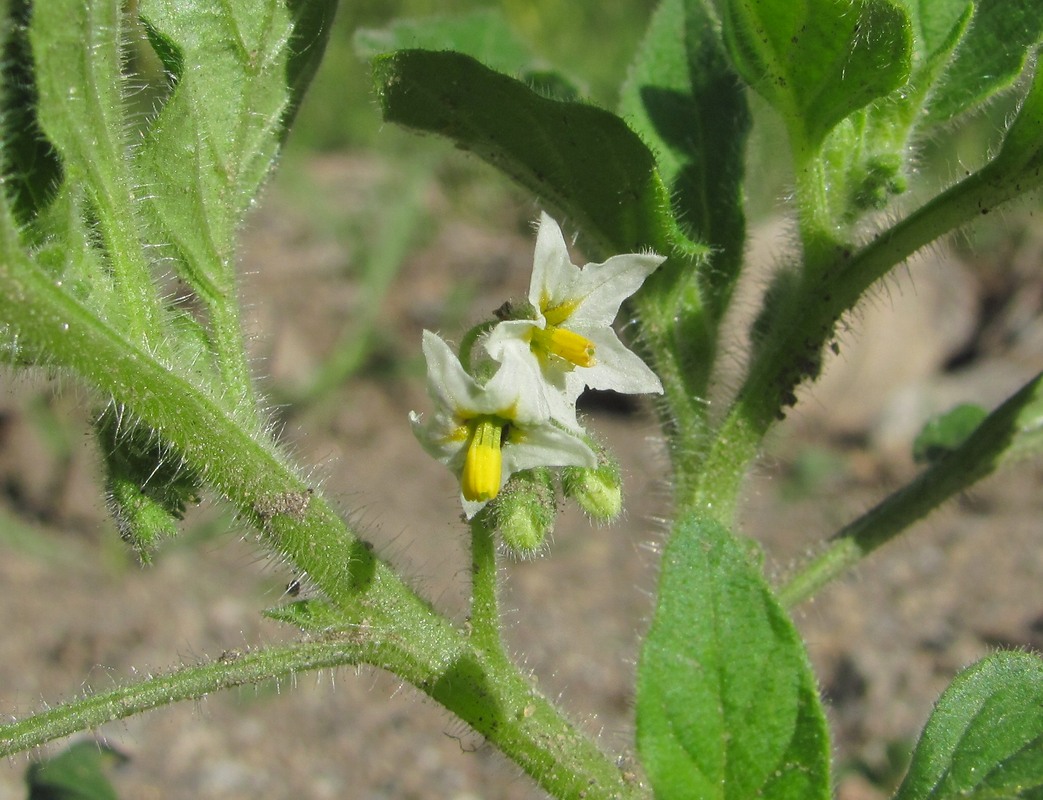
top-left (469, 508), bottom-right (502, 653)
top-left (0, 211), bottom-right (646, 799)
top-left (778, 372), bottom-right (1042, 608)
top-left (694, 138), bottom-right (1043, 525)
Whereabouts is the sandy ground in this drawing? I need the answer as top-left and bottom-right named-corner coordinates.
top-left (0, 153), bottom-right (1041, 799)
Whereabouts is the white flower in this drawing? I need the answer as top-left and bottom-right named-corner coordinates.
top-left (410, 330), bottom-right (596, 518)
top-left (484, 212), bottom-right (665, 428)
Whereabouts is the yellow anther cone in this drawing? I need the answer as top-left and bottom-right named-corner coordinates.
top-left (461, 418), bottom-right (504, 501)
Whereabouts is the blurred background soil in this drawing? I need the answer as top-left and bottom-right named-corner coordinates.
top-left (2, 4), bottom-right (1043, 799)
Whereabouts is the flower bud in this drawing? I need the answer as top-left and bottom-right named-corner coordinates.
top-left (562, 453), bottom-right (622, 523)
top-left (494, 468), bottom-right (556, 557)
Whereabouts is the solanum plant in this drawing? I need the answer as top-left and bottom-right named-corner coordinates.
top-left (1, 0), bottom-right (1042, 797)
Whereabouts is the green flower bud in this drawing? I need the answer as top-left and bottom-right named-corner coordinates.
top-left (494, 468), bottom-right (556, 557)
top-left (562, 454), bottom-right (623, 523)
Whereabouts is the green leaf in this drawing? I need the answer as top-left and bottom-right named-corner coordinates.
top-left (912, 404), bottom-right (988, 465)
top-left (901, 0), bottom-right (974, 61)
top-left (895, 651), bottom-right (1043, 800)
top-left (136, 0), bottom-right (293, 301)
top-left (284, 1), bottom-right (340, 137)
top-left (29, 0), bottom-right (162, 343)
top-left (0, 0), bottom-right (62, 225)
top-left (619, 0), bottom-right (749, 322)
top-left (711, 0), bottom-right (912, 148)
top-left (926, 0), bottom-right (1043, 124)
top-left (821, 1), bottom-right (972, 217)
top-left (985, 61), bottom-right (1043, 190)
top-left (373, 48), bottom-right (686, 258)
top-left (355, 9), bottom-right (535, 77)
top-left (26, 741), bottom-right (125, 800)
top-left (636, 513), bottom-right (830, 799)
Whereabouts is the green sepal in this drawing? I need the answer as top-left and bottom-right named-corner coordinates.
top-left (636, 512), bottom-right (831, 798)
top-left (894, 650), bottom-right (1043, 799)
top-left (562, 454), bottom-right (623, 523)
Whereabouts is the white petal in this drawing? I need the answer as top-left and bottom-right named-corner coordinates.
top-left (502, 424), bottom-right (597, 475)
top-left (574, 326), bottom-right (663, 395)
top-left (480, 334), bottom-right (552, 422)
top-left (529, 213), bottom-right (580, 310)
top-left (423, 329), bottom-right (535, 418)
top-left (569, 252), bottom-right (665, 326)
top-left (484, 319), bottom-right (539, 361)
top-left (421, 330), bottom-right (484, 413)
top-left (485, 324), bottom-right (585, 429)
top-left (409, 409), bottom-right (467, 467)
top-left (461, 496), bottom-right (487, 520)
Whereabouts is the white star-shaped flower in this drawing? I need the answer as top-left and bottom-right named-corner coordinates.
top-left (410, 330), bottom-right (596, 518)
top-left (484, 212), bottom-right (665, 428)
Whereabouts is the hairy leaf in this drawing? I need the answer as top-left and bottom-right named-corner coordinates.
top-left (895, 651), bottom-right (1043, 799)
top-left (373, 48), bottom-right (687, 258)
top-left (619, 0), bottom-right (749, 322)
top-left (28, 0), bottom-right (162, 342)
top-left (0, 0), bottom-right (62, 224)
top-left (284, 0), bottom-right (340, 136)
top-left (711, 0), bottom-right (912, 148)
top-left (136, 0), bottom-right (293, 300)
top-left (926, 0), bottom-right (1043, 123)
top-left (636, 513), bottom-right (830, 798)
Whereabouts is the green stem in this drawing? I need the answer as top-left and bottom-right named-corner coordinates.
top-left (792, 143), bottom-right (842, 272)
top-left (632, 255), bottom-right (715, 504)
top-left (0, 618), bottom-right (648, 799)
top-left (778, 372), bottom-right (1042, 607)
top-left (209, 293), bottom-right (260, 417)
top-left (0, 218), bottom-right (647, 800)
top-left (694, 143), bottom-right (1043, 524)
top-left (0, 639), bottom-right (368, 756)
top-left (469, 508), bottom-right (502, 653)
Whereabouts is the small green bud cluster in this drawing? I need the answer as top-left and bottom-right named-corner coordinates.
top-left (493, 437), bottom-right (625, 558)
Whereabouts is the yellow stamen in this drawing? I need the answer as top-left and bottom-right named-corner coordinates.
top-left (542, 299), bottom-right (578, 326)
top-left (461, 417), bottom-right (504, 502)
top-left (531, 325), bottom-right (597, 368)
